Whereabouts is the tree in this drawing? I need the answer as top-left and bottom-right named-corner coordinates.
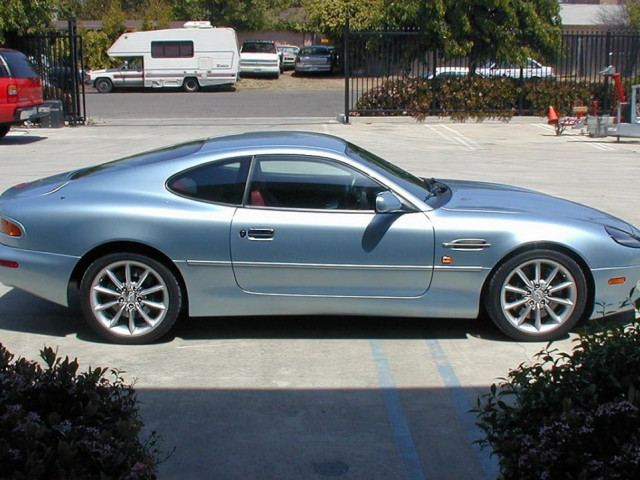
top-left (307, 0), bottom-right (563, 73)
top-left (0, 0), bottom-right (54, 42)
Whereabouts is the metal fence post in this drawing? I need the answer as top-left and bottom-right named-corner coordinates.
top-left (343, 16), bottom-right (350, 124)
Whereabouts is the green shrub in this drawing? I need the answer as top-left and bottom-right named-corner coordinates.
top-left (354, 76), bottom-right (615, 121)
top-left (475, 307), bottom-right (640, 480)
top-left (0, 343), bottom-right (161, 479)
top-left (437, 76), bottom-right (519, 121)
top-left (354, 77), bottom-right (433, 116)
top-left (524, 81), bottom-right (597, 117)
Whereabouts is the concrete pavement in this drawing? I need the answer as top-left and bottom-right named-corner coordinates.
top-left (1, 116), bottom-right (639, 479)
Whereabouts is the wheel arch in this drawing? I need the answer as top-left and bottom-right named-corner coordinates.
top-left (68, 241), bottom-right (188, 308)
top-left (480, 241), bottom-right (595, 318)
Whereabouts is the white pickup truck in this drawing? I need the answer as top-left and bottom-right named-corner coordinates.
top-left (428, 58), bottom-right (554, 80)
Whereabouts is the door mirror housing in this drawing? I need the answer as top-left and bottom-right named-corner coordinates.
top-left (375, 191), bottom-right (404, 213)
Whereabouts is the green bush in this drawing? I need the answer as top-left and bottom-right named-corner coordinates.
top-left (354, 77), bottom-right (433, 116)
top-left (354, 76), bottom-right (613, 121)
top-left (0, 344), bottom-right (161, 479)
top-left (437, 76), bottom-right (518, 121)
top-left (474, 301), bottom-right (640, 480)
top-left (524, 81), bottom-right (598, 117)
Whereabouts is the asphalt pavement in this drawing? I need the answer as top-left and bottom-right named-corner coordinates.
top-left (1, 114), bottom-right (639, 479)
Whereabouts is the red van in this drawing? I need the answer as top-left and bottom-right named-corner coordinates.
top-left (0, 48), bottom-right (47, 139)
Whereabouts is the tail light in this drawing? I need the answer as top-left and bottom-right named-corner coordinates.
top-left (7, 83), bottom-right (18, 103)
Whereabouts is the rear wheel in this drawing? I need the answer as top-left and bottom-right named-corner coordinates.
top-left (183, 77), bottom-right (200, 92)
top-left (80, 253), bottom-right (182, 344)
top-left (485, 249), bottom-right (588, 341)
top-left (94, 78), bottom-right (113, 93)
top-left (0, 125), bottom-right (10, 139)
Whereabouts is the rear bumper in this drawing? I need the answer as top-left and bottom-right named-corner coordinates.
top-left (0, 242), bottom-right (77, 307)
top-left (13, 104), bottom-right (49, 123)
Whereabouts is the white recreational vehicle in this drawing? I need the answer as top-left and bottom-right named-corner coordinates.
top-left (88, 21), bottom-right (239, 93)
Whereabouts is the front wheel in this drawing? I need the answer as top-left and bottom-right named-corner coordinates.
top-left (183, 77), bottom-right (200, 92)
top-left (80, 253), bottom-right (183, 344)
top-left (484, 250), bottom-right (588, 342)
top-left (94, 78), bottom-right (113, 93)
top-left (0, 125), bottom-right (10, 139)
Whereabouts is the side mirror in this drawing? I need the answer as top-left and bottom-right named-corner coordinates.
top-left (375, 191), bottom-right (404, 214)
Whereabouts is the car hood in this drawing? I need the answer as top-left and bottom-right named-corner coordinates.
top-left (441, 179), bottom-right (633, 230)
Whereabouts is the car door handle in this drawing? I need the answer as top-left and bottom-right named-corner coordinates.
top-left (245, 228), bottom-right (275, 240)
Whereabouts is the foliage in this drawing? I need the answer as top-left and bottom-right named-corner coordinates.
top-left (354, 76), bottom-right (620, 121)
top-left (0, 343), bottom-right (162, 480)
top-left (524, 80), bottom-right (599, 117)
top-left (354, 77), bottom-right (433, 116)
top-left (81, 29), bottom-right (120, 70)
top-left (0, 0), bottom-right (54, 43)
top-left (474, 289), bottom-right (640, 480)
top-left (436, 76), bottom-right (519, 121)
top-left (629, 0), bottom-right (640, 31)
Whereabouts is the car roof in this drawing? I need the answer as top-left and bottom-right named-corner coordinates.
top-left (199, 131), bottom-right (349, 156)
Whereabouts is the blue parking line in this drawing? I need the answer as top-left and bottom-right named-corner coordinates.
top-left (370, 339), bottom-right (426, 480)
top-left (425, 339), bottom-right (499, 479)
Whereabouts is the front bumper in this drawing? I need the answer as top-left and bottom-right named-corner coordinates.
top-left (591, 265), bottom-right (640, 318)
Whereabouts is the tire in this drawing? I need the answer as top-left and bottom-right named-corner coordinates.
top-left (484, 249), bottom-right (588, 342)
top-left (0, 125), bottom-right (10, 139)
top-left (94, 78), bottom-right (113, 93)
top-left (183, 77), bottom-right (200, 92)
top-left (80, 253), bottom-right (183, 344)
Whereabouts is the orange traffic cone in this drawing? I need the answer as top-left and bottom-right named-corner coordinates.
top-left (547, 106), bottom-right (558, 125)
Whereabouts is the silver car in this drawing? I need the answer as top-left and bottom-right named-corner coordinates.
top-left (1, 132), bottom-right (639, 344)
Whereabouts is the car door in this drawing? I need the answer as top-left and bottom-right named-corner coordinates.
top-left (114, 58), bottom-right (143, 88)
top-left (230, 155), bottom-right (434, 298)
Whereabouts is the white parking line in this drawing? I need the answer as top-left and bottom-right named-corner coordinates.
top-left (424, 124), bottom-right (481, 151)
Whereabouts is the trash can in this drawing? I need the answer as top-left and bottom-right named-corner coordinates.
top-left (41, 100), bottom-right (64, 128)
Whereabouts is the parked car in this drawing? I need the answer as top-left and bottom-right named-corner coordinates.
top-left (277, 45), bottom-right (299, 70)
top-left (427, 58), bottom-right (554, 80)
top-left (477, 58), bottom-right (554, 79)
top-left (295, 45), bottom-right (336, 74)
top-left (424, 68), bottom-right (477, 80)
top-left (239, 40), bottom-right (281, 78)
top-left (1, 131), bottom-right (640, 344)
top-left (0, 48), bottom-right (48, 139)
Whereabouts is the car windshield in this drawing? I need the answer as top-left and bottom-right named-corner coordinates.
top-left (344, 142), bottom-right (430, 200)
top-left (71, 140), bottom-right (204, 179)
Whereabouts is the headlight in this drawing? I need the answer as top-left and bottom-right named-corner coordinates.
top-left (605, 226), bottom-right (640, 248)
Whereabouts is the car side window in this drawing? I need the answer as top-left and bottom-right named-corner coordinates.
top-left (247, 155), bottom-right (384, 211)
top-left (167, 156), bottom-right (251, 205)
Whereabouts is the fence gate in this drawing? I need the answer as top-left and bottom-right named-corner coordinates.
top-left (7, 19), bottom-right (86, 125)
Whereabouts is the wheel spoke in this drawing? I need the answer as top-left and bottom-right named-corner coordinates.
top-left (109, 304), bottom-right (126, 327)
top-left (105, 269), bottom-right (123, 290)
top-left (140, 299), bottom-right (166, 312)
top-left (504, 284), bottom-right (528, 295)
top-left (93, 285), bottom-right (120, 297)
top-left (505, 297), bottom-right (529, 311)
top-left (141, 284), bottom-right (165, 296)
top-left (548, 295), bottom-right (574, 307)
top-left (515, 268), bottom-right (534, 288)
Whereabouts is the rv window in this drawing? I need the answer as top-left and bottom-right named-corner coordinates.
top-left (151, 41), bottom-right (194, 58)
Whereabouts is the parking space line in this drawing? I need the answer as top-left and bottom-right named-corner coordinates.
top-left (425, 339), bottom-right (499, 480)
top-left (370, 339), bottom-right (426, 480)
top-left (424, 124), bottom-right (481, 151)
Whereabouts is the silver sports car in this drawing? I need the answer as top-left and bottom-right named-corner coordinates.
top-left (1, 131), bottom-right (639, 344)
